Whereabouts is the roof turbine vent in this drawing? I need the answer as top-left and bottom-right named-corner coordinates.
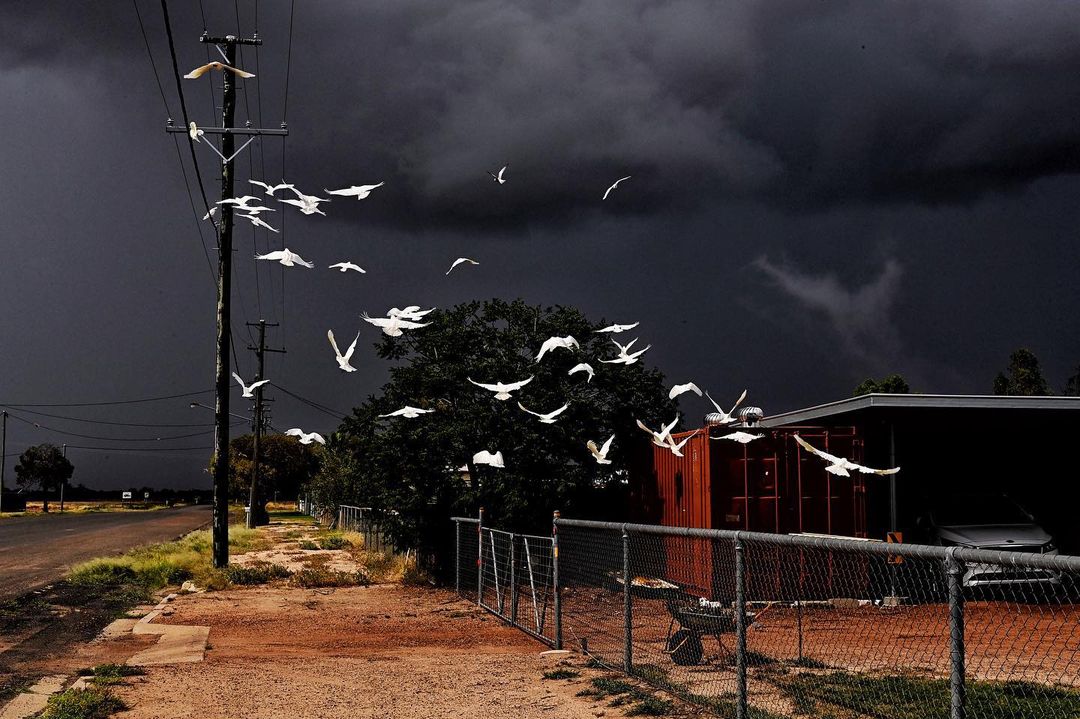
top-left (738, 406), bottom-right (764, 426)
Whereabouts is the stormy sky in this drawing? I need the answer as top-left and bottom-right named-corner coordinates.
top-left (1, 1), bottom-right (1079, 490)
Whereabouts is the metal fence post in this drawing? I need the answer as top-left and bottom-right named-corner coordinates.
top-left (623, 525), bottom-right (632, 673)
top-left (553, 510), bottom-right (562, 650)
top-left (734, 533), bottom-right (748, 719)
top-left (947, 548), bottom-right (966, 719)
top-left (454, 519), bottom-right (461, 595)
top-left (510, 534), bottom-right (518, 626)
top-left (477, 507), bottom-right (485, 606)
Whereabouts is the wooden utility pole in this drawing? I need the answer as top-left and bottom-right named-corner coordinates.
top-left (1, 410), bottom-right (6, 516)
top-left (166, 31), bottom-right (286, 568)
top-left (246, 320), bottom-right (284, 528)
top-left (60, 443), bottom-right (66, 513)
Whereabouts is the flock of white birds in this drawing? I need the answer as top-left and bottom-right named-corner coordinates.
top-left (189, 60), bottom-right (899, 477)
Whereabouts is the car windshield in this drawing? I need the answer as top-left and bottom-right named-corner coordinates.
top-left (931, 494), bottom-right (1032, 526)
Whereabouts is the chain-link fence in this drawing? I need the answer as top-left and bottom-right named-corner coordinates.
top-left (453, 513), bottom-right (1080, 718)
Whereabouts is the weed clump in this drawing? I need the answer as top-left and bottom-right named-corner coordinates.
top-left (318, 533), bottom-right (352, 550)
top-left (222, 562), bottom-right (292, 586)
top-left (290, 568), bottom-right (369, 588)
top-left (39, 687), bottom-right (126, 719)
top-left (543, 669), bottom-right (580, 680)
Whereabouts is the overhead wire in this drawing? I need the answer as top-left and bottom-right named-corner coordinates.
top-left (133, 0), bottom-right (218, 286)
top-left (0, 406), bottom-right (218, 428)
top-left (159, 0), bottom-right (245, 370)
top-left (270, 383), bottom-right (348, 421)
top-left (278, 0), bottom-right (297, 375)
top-left (1, 390), bottom-right (213, 408)
top-left (3, 410), bottom-right (243, 443)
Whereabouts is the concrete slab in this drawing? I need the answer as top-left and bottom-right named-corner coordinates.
top-left (128, 625), bottom-right (210, 666)
top-left (92, 618), bottom-right (139, 643)
top-left (0, 674), bottom-right (68, 719)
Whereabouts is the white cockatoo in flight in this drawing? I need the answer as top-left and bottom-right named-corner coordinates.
top-left (517, 402), bottom-right (569, 424)
top-left (587, 435), bottom-right (615, 465)
top-left (468, 376), bottom-right (534, 401)
top-left (535, 335), bottom-right (579, 362)
top-left (794, 435), bottom-right (900, 477)
top-left (327, 329), bottom-right (359, 373)
top-left (232, 373), bottom-right (269, 398)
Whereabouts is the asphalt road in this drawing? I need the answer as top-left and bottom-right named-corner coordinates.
top-left (0, 505), bottom-right (212, 601)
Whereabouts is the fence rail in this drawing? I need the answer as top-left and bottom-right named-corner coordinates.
top-left (453, 512), bottom-right (1080, 719)
top-left (339, 504), bottom-right (396, 554)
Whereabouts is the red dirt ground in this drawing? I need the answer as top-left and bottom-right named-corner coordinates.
top-left (111, 585), bottom-right (624, 719)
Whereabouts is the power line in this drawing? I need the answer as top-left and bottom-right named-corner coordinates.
top-left (132, 0), bottom-right (218, 285)
top-left (3, 411), bottom-right (240, 442)
top-left (0, 406), bottom-right (217, 428)
top-left (132, 0), bottom-right (172, 116)
top-left (271, 383), bottom-right (348, 420)
top-left (1, 390), bottom-right (213, 408)
top-left (159, 0), bottom-right (218, 235)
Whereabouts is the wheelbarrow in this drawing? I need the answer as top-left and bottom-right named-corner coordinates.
top-left (664, 596), bottom-right (754, 666)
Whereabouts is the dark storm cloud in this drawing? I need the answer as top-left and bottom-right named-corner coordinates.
top-left (6, 2), bottom-right (1080, 227)
top-left (0, 1), bottom-right (1078, 490)
top-left (277, 0), bottom-right (1080, 227)
top-left (754, 256), bottom-right (904, 373)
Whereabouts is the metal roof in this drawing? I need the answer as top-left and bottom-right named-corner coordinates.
top-left (762, 393), bottom-right (1080, 427)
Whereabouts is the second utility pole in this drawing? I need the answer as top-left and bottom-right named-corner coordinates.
top-left (246, 319), bottom-right (284, 528)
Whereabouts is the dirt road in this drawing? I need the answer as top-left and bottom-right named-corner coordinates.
top-left (0, 505), bottom-right (211, 600)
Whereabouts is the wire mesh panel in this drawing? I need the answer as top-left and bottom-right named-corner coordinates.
top-left (739, 535), bottom-right (951, 718)
top-left (961, 554), bottom-right (1080, 719)
top-left (454, 518), bottom-right (479, 601)
top-left (557, 523), bottom-right (628, 666)
top-left (480, 528), bottom-right (514, 617)
top-left (519, 534), bottom-right (556, 644)
top-left (626, 530), bottom-right (741, 707)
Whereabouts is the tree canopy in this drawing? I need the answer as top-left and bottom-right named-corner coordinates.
top-left (14, 443), bottom-right (74, 513)
top-left (993, 348), bottom-right (1050, 396)
top-left (853, 374), bottom-right (910, 396)
top-left (308, 299), bottom-right (677, 562)
top-left (225, 433), bottom-right (320, 503)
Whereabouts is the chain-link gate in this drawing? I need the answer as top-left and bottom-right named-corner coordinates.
top-left (452, 517), bottom-right (556, 646)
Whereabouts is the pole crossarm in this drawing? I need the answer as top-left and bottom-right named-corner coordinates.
top-left (166, 125), bottom-right (289, 137)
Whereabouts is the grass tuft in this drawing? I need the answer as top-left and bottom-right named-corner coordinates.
top-left (298, 540), bottom-right (319, 550)
top-left (625, 695), bottom-right (674, 716)
top-left (290, 568), bottom-right (370, 588)
top-left (543, 669), bottom-right (580, 680)
top-left (222, 562), bottom-right (292, 585)
top-left (39, 687), bottom-right (126, 719)
top-left (83, 664), bottom-right (145, 686)
top-left (317, 532), bottom-right (352, 550)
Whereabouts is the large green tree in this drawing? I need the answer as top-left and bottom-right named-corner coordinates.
top-left (225, 433), bottom-right (321, 514)
top-left (853, 374), bottom-right (910, 396)
top-left (993, 348), bottom-right (1051, 396)
top-left (14, 444), bottom-right (73, 513)
top-left (312, 299), bottom-right (677, 564)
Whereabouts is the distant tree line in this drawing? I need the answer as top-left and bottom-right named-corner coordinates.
top-left (853, 348), bottom-right (1079, 398)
